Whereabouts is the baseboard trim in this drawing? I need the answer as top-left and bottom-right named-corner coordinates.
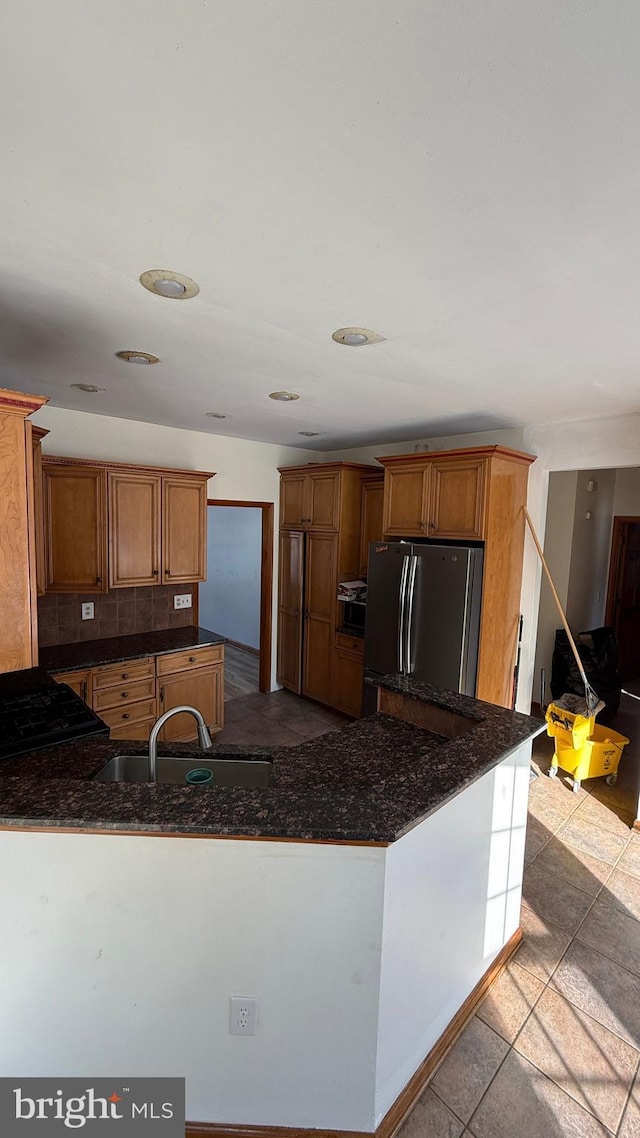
top-left (225, 638), bottom-right (260, 657)
top-left (185, 927), bottom-right (522, 1138)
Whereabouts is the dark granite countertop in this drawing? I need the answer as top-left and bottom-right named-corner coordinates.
top-left (39, 627), bottom-right (225, 673)
top-left (0, 676), bottom-right (544, 844)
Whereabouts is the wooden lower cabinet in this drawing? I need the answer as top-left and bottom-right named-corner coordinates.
top-left (57, 668), bottom-right (92, 705)
top-left (52, 644), bottom-right (225, 743)
top-left (332, 647), bottom-right (364, 717)
top-left (158, 664), bottom-right (223, 742)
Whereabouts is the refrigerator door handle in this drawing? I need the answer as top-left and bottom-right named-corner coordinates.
top-left (404, 554), bottom-right (418, 673)
top-left (397, 554), bottom-right (411, 673)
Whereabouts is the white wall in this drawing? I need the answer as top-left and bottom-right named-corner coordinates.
top-left (566, 469), bottom-right (616, 632)
top-left (613, 467), bottom-right (640, 517)
top-left (532, 471), bottom-right (577, 703)
top-left (200, 506), bottom-right (262, 650)
top-left (0, 831), bottom-right (385, 1131)
top-left (33, 405), bottom-right (317, 688)
top-left (325, 412), bottom-right (640, 713)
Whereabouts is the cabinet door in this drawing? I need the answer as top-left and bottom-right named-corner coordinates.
top-left (158, 664), bottom-right (223, 742)
top-left (332, 649), bottom-right (364, 717)
top-left (44, 464), bottom-right (108, 593)
top-left (31, 430), bottom-right (47, 597)
top-left (162, 477), bottom-right (207, 583)
top-left (429, 458), bottom-right (487, 539)
top-left (54, 668), bottom-right (92, 705)
top-left (302, 532), bottom-right (337, 705)
top-left (280, 474), bottom-right (307, 528)
top-left (382, 465), bottom-right (430, 537)
top-left (109, 472), bottom-right (161, 588)
top-left (307, 471), bottom-right (340, 530)
top-left (359, 478), bottom-right (384, 576)
top-left (276, 531), bottom-right (304, 693)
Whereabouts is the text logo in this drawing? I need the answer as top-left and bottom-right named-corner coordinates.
top-left (0, 1078), bottom-right (185, 1136)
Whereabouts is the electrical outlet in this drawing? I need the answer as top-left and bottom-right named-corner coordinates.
top-left (229, 996), bottom-right (258, 1036)
top-left (81, 603), bottom-right (94, 620)
top-left (173, 594), bottom-right (193, 610)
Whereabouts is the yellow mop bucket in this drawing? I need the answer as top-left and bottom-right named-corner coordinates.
top-left (545, 698), bottom-right (629, 792)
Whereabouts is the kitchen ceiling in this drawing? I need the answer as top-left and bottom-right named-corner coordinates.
top-left (1, 1), bottom-right (640, 450)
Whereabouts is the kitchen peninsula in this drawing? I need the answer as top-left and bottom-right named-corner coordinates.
top-left (0, 679), bottom-right (542, 1135)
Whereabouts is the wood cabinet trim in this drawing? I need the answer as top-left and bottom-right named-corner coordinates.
top-left (42, 455), bottom-right (214, 481)
top-left (0, 391), bottom-right (48, 417)
top-left (277, 461), bottom-right (379, 476)
top-left (376, 445), bottom-right (535, 468)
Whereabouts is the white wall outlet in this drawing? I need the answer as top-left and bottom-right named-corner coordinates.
top-left (229, 996), bottom-right (258, 1036)
top-left (173, 594), bottom-right (193, 610)
top-left (81, 603), bottom-right (94, 620)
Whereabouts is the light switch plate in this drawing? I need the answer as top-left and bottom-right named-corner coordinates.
top-left (174, 594), bottom-right (192, 610)
top-left (81, 603), bottom-right (94, 620)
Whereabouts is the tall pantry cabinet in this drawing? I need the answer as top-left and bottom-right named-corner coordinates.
top-left (276, 463), bottom-right (376, 705)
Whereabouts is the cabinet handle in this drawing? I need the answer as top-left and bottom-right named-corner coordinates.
top-left (122, 673), bottom-right (129, 680)
top-left (121, 691), bottom-right (128, 698)
top-left (152, 569), bottom-right (159, 577)
top-left (165, 569), bottom-right (171, 576)
top-left (189, 656), bottom-right (196, 663)
top-left (82, 682), bottom-right (88, 702)
top-left (160, 686), bottom-right (165, 703)
top-left (122, 713), bottom-right (130, 721)
top-left (96, 576), bottom-right (102, 584)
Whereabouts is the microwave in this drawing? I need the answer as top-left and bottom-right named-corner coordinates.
top-left (340, 599), bottom-right (366, 636)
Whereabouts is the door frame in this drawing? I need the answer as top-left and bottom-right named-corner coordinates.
top-left (206, 499), bottom-right (274, 693)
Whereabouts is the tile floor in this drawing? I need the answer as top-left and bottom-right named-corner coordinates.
top-left (213, 684), bottom-right (640, 1135)
top-left (397, 693), bottom-right (640, 1138)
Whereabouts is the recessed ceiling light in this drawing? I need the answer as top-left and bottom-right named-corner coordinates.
top-left (205, 412), bottom-right (229, 419)
top-left (269, 391), bottom-right (300, 401)
top-left (332, 326), bottom-right (385, 346)
top-left (116, 350), bottom-right (160, 365)
top-left (140, 269), bottom-right (199, 300)
top-left (299, 430), bottom-right (320, 437)
top-left (70, 383), bottom-right (105, 393)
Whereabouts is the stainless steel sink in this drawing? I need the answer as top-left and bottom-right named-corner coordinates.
top-left (93, 753), bottom-right (272, 788)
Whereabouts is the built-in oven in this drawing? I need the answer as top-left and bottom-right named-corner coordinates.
top-left (339, 599), bottom-right (367, 638)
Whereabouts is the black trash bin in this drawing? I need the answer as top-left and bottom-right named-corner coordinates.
top-left (551, 626), bottom-right (621, 725)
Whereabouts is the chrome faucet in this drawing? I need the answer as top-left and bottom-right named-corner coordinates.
top-left (148, 706), bottom-right (213, 782)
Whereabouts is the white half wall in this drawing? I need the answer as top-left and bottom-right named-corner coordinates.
top-left (32, 405), bottom-right (317, 689)
top-left (374, 741), bottom-right (531, 1123)
top-left (0, 831), bottom-right (385, 1131)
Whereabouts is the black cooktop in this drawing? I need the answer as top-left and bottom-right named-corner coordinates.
top-left (0, 668), bottom-right (108, 759)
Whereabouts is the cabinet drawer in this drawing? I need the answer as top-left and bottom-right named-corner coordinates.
top-left (156, 643), bottom-right (224, 676)
top-left (335, 632), bottom-right (364, 658)
top-left (93, 677), bottom-right (156, 712)
top-left (108, 717), bottom-right (156, 742)
top-left (100, 697), bottom-right (157, 727)
top-left (93, 657), bottom-right (155, 689)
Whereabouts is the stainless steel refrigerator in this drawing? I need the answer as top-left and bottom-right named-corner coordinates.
top-left (363, 541), bottom-right (483, 714)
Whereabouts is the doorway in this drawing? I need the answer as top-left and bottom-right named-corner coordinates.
top-left (201, 499), bottom-right (274, 694)
top-left (606, 517), bottom-right (640, 680)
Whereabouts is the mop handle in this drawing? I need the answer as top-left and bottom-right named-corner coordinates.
top-left (523, 507), bottom-right (591, 694)
top-left (622, 689), bottom-right (640, 702)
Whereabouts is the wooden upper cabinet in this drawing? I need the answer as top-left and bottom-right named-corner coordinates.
top-left (162, 477), bottom-right (207, 584)
top-left (109, 472), bottom-right (161, 588)
top-left (44, 463), bottom-right (108, 593)
top-left (280, 473), bottom-right (307, 528)
top-left (382, 464), bottom-right (431, 537)
top-left (380, 452), bottom-right (487, 540)
top-left (429, 457), bottom-right (487, 539)
top-left (279, 467), bottom-right (340, 531)
top-left (359, 476), bottom-right (384, 576)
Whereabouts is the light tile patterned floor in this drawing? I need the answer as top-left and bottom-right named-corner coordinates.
top-left (398, 699), bottom-right (640, 1138)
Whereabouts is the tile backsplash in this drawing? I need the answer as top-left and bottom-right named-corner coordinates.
top-left (37, 584), bottom-right (195, 648)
